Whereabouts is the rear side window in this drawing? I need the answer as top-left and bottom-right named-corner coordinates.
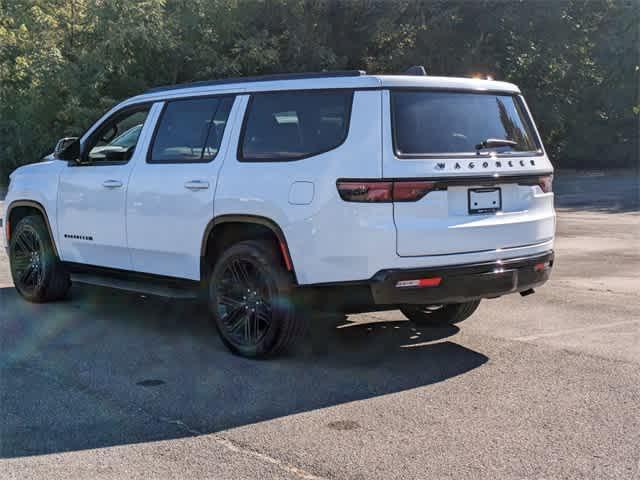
top-left (239, 90), bottom-right (353, 161)
top-left (391, 91), bottom-right (540, 157)
top-left (149, 96), bottom-right (233, 163)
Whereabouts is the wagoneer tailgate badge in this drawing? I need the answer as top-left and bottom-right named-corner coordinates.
top-left (434, 159), bottom-right (538, 171)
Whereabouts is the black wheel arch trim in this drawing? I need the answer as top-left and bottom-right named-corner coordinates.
top-left (201, 214), bottom-right (297, 282)
top-left (6, 200), bottom-right (60, 258)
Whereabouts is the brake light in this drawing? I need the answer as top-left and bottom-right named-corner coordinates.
top-left (538, 174), bottom-right (553, 193)
top-left (392, 181), bottom-right (437, 202)
top-left (337, 180), bottom-right (438, 203)
top-left (336, 181), bottom-right (393, 202)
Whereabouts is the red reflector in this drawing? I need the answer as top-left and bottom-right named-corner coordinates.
top-left (393, 181), bottom-right (436, 202)
top-left (396, 277), bottom-right (442, 288)
top-left (534, 262), bottom-right (546, 272)
top-left (538, 174), bottom-right (553, 193)
top-left (418, 277), bottom-right (442, 287)
top-left (337, 181), bottom-right (393, 202)
top-left (278, 240), bottom-right (293, 271)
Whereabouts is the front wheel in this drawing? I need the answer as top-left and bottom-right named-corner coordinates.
top-left (208, 240), bottom-right (301, 358)
top-left (9, 215), bottom-right (70, 302)
top-left (401, 300), bottom-right (481, 326)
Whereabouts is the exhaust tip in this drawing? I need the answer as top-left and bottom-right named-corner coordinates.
top-left (520, 288), bottom-right (535, 297)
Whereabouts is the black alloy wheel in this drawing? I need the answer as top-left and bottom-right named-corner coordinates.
top-left (9, 215), bottom-right (71, 302)
top-left (11, 224), bottom-right (45, 295)
top-left (401, 300), bottom-right (481, 326)
top-left (216, 257), bottom-right (274, 347)
top-left (209, 240), bottom-right (300, 358)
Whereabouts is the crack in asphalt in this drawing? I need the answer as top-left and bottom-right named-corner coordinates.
top-left (549, 279), bottom-right (639, 297)
top-left (512, 319), bottom-right (640, 342)
top-left (0, 360), bottom-right (328, 480)
top-left (158, 417), bottom-right (328, 480)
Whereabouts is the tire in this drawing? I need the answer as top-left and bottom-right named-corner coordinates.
top-left (401, 300), bottom-right (481, 326)
top-left (208, 240), bottom-right (301, 358)
top-left (9, 215), bottom-right (71, 303)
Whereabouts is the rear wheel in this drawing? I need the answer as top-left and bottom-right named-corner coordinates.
top-left (9, 215), bottom-right (71, 302)
top-left (401, 300), bottom-right (481, 326)
top-left (208, 240), bottom-right (301, 358)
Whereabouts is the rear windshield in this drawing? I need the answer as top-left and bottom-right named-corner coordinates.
top-left (391, 91), bottom-right (539, 156)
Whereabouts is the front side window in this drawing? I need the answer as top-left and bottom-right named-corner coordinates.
top-left (391, 91), bottom-right (540, 157)
top-left (110, 124), bottom-right (143, 148)
top-left (239, 90), bottom-right (353, 161)
top-left (86, 107), bottom-right (150, 163)
top-left (149, 96), bottom-right (234, 163)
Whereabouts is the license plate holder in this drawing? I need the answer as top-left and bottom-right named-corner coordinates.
top-left (468, 188), bottom-right (502, 214)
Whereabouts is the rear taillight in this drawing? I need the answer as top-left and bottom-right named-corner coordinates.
top-left (538, 174), bottom-right (553, 193)
top-left (392, 181), bottom-right (437, 202)
top-left (336, 181), bottom-right (393, 202)
top-left (337, 180), bottom-right (438, 203)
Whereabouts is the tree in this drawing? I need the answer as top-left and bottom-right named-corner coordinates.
top-left (1, 0), bottom-right (637, 183)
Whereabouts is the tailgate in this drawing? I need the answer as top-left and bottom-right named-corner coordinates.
top-left (381, 88), bottom-right (555, 257)
top-left (393, 178), bottom-right (555, 257)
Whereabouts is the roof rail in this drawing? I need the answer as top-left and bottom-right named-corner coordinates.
top-left (145, 70), bottom-right (367, 94)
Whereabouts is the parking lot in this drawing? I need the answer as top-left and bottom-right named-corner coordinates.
top-left (0, 172), bottom-right (638, 479)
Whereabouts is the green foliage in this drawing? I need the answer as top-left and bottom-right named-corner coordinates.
top-left (1, 0), bottom-right (638, 182)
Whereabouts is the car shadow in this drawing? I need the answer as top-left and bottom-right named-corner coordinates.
top-left (0, 285), bottom-right (488, 458)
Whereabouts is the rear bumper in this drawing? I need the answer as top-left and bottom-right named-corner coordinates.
top-left (370, 250), bottom-right (554, 305)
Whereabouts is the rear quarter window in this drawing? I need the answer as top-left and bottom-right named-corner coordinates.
top-left (391, 91), bottom-right (540, 157)
top-left (239, 90), bottom-right (353, 161)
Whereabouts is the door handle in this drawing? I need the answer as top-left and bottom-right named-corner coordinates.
top-left (102, 180), bottom-right (123, 189)
top-left (184, 180), bottom-right (210, 191)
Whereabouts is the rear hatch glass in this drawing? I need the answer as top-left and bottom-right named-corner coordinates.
top-left (391, 91), bottom-right (539, 157)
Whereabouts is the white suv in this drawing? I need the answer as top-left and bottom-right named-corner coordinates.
top-left (2, 69), bottom-right (555, 358)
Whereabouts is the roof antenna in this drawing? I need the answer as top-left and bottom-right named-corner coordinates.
top-left (405, 65), bottom-right (427, 76)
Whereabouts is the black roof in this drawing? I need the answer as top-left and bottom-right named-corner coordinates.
top-left (145, 70), bottom-right (367, 94)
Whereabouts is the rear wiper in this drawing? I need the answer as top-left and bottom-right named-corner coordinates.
top-left (475, 138), bottom-right (518, 150)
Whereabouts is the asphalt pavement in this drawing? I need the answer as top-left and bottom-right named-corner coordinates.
top-left (0, 171), bottom-right (638, 479)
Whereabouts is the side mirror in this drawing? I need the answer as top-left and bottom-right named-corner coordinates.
top-left (103, 148), bottom-right (130, 162)
top-left (54, 137), bottom-right (80, 162)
